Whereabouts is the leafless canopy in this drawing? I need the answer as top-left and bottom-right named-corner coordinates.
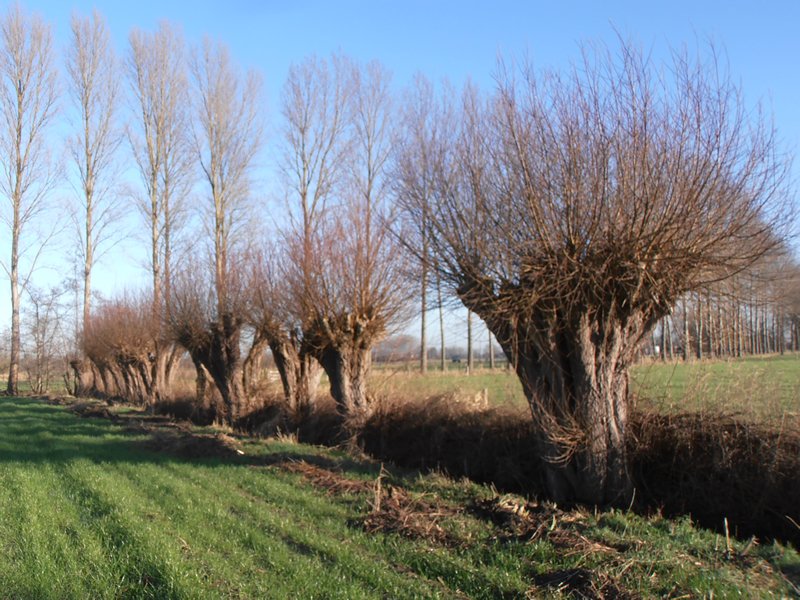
top-left (191, 36), bottom-right (263, 312)
top-left (66, 10), bottom-right (122, 333)
top-left (275, 55), bottom-right (411, 425)
top-left (399, 40), bottom-right (791, 504)
top-left (126, 21), bottom-right (193, 313)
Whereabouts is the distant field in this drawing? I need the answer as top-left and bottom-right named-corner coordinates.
top-left (369, 354), bottom-right (800, 419)
top-left (631, 354), bottom-right (800, 418)
top-left (370, 365), bottom-right (526, 407)
top-left (0, 396), bottom-right (797, 598)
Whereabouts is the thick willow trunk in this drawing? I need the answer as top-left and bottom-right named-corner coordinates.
top-left (190, 354), bottom-right (208, 403)
top-left (269, 337), bottom-right (321, 425)
top-left (318, 344), bottom-right (372, 430)
top-left (489, 310), bottom-right (640, 507)
top-left (243, 333), bottom-right (269, 396)
top-left (202, 313), bottom-right (246, 426)
top-left (209, 365), bottom-right (244, 426)
top-left (69, 359), bottom-right (96, 397)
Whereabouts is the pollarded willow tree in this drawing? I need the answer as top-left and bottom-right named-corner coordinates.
top-left (400, 42), bottom-right (791, 505)
top-left (270, 54), bottom-right (350, 423)
top-left (298, 59), bottom-right (409, 429)
top-left (169, 37), bottom-right (263, 426)
top-left (247, 243), bottom-right (323, 425)
top-left (277, 55), bottom-right (410, 429)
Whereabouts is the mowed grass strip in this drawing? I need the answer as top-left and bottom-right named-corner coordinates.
top-left (0, 398), bottom-right (455, 599)
top-left (0, 396), bottom-right (798, 599)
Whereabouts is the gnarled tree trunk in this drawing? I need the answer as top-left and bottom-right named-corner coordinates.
top-left (198, 313), bottom-right (246, 427)
top-left (485, 307), bottom-right (646, 507)
top-left (243, 332), bottom-right (269, 396)
top-left (317, 343), bottom-right (372, 431)
top-left (268, 334), bottom-right (322, 425)
top-left (69, 359), bottom-right (96, 397)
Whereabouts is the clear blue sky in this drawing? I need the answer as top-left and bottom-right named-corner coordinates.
top-left (2, 0), bottom-right (800, 347)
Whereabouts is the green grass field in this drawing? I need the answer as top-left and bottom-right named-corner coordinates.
top-left (631, 354), bottom-right (800, 417)
top-left (0, 395), bottom-right (798, 598)
top-left (370, 354), bottom-right (800, 420)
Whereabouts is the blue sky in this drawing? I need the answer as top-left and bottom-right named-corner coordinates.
top-left (2, 0), bottom-right (800, 348)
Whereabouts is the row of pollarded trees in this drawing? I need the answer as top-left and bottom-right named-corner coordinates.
top-left (77, 46), bottom-right (410, 434)
top-left (12, 6), bottom-right (789, 508)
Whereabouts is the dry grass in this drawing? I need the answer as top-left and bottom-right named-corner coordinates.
top-left (142, 383), bottom-right (800, 546)
top-left (360, 393), bottom-right (543, 492)
top-left (629, 409), bottom-right (800, 543)
top-left (357, 394), bottom-right (800, 545)
top-left (68, 400), bottom-right (116, 420)
top-left (361, 481), bottom-right (462, 546)
top-left (142, 429), bottom-right (245, 459)
top-left (529, 568), bottom-right (638, 600)
top-left (274, 460), bottom-right (374, 496)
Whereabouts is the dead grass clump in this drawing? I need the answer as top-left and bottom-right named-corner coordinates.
top-left (276, 460), bottom-right (374, 496)
top-left (529, 568), bottom-right (638, 600)
top-left (154, 396), bottom-right (217, 426)
top-left (275, 459), bottom-right (462, 546)
top-left (473, 494), bottom-right (617, 555)
top-left (360, 394), bottom-right (543, 493)
top-left (69, 401), bottom-right (116, 421)
top-left (362, 478), bottom-right (462, 546)
top-left (143, 429), bottom-right (244, 459)
top-left (42, 395), bottom-right (72, 406)
top-left (472, 494), bottom-right (553, 540)
top-left (629, 410), bottom-right (800, 545)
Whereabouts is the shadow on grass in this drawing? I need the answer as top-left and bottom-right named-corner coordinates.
top-left (0, 397), bottom-right (370, 476)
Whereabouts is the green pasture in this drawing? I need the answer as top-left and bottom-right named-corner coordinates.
top-left (370, 354), bottom-right (800, 420)
top-left (0, 396), bottom-right (797, 598)
top-left (631, 354), bottom-right (800, 418)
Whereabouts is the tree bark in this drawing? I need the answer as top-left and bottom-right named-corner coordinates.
top-left (69, 359), bottom-right (96, 397)
top-left (203, 313), bottom-right (245, 426)
top-left (682, 296), bottom-right (690, 362)
top-left (484, 308), bottom-right (638, 507)
top-left (269, 336), bottom-right (321, 425)
top-left (420, 248), bottom-right (428, 374)
top-left (243, 332), bottom-right (269, 396)
top-left (6, 255), bottom-right (20, 394)
top-left (318, 344), bottom-right (372, 432)
top-left (467, 309), bottom-right (474, 374)
top-left (696, 293), bottom-right (704, 360)
top-left (437, 272), bottom-right (446, 372)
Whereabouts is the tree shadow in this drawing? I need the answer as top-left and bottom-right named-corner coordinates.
top-left (0, 396), bottom-right (380, 479)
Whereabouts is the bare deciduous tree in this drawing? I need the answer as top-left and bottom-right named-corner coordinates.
top-left (83, 294), bottom-right (163, 404)
top-left (0, 5), bottom-right (58, 395)
top-left (247, 244), bottom-right (322, 424)
top-left (169, 37), bottom-right (264, 426)
top-left (23, 285), bottom-right (67, 394)
top-left (169, 263), bottom-right (248, 424)
top-left (395, 74), bottom-right (436, 374)
top-left (401, 42), bottom-right (791, 505)
top-left (127, 21), bottom-right (192, 314)
top-left (66, 10), bottom-right (122, 336)
top-left (395, 76), bottom-right (456, 375)
top-left (264, 55), bottom-right (353, 419)
top-left (191, 37), bottom-right (262, 311)
top-left (298, 60), bottom-right (410, 428)
top-left (126, 22), bottom-right (193, 401)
